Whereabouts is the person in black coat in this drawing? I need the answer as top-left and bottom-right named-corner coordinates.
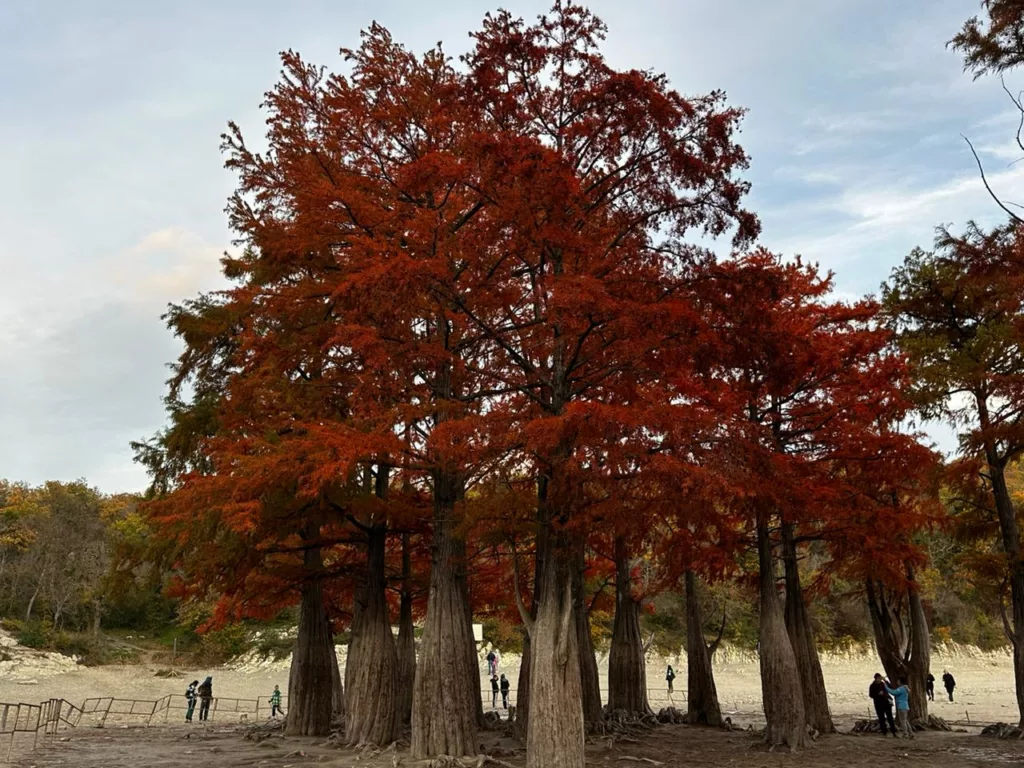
top-left (499, 674), bottom-right (510, 710)
top-left (926, 673), bottom-right (935, 701)
top-left (942, 670), bottom-right (956, 702)
top-left (197, 676), bottom-right (214, 721)
top-left (869, 673), bottom-right (897, 737)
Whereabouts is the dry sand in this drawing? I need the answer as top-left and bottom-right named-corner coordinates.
top-left (0, 634), bottom-right (1019, 767)
top-left (0, 639), bottom-right (1015, 729)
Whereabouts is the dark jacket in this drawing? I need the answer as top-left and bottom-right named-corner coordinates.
top-left (198, 679), bottom-right (213, 700)
top-left (490, 677), bottom-right (499, 692)
top-left (499, 677), bottom-right (510, 693)
top-left (869, 680), bottom-right (892, 705)
top-left (942, 673), bottom-right (956, 691)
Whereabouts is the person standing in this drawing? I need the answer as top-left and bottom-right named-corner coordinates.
top-left (926, 673), bottom-right (935, 702)
top-left (942, 670), bottom-right (956, 703)
top-left (490, 674), bottom-right (500, 709)
top-left (486, 649), bottom-right (496, 676)
top-left (198, 676), bottom-right (214, 722)
top-left (492, 648), bottom-right (500, 675)
top-left (869, 673), bottom-right (896, 737)
top-left (666, 665), bottom-right (676, 694)
top-left (185, 680), bottom-right (199, 723)
top-left (270, 685), bottom-right (283, 718)
top-left (499, 674), bottom-right (510, 710)
top-left (884, 677), bottom-right (914, 739)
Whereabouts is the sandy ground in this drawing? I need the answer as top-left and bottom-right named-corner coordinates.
top-left (0, 638), bottom-right (1019, 766)
top-left (0, 645), bottom-right (1015, 730)
top-left (13, 719), bottom-right (1024, 768)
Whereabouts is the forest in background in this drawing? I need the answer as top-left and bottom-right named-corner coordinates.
top-left (2, 468), bottom-right (1019, 663)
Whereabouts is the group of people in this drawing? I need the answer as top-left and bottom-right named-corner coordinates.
top-left (926, 671), bottom-right (957, 702)
top-left (184, 677), bottom-right (214, 722)
top-left (489, 673), bottom-right (511, 710)
top-left (868, 669), bottom-right (958, 738)
top-left (183, 678), bottom-right (285, 723)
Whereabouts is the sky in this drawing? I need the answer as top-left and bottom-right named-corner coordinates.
top-left (1, 0), bottom-right (1021, 492)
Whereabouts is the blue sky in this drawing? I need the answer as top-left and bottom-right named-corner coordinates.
top-left (0, 0), bottom-right (1019, 491)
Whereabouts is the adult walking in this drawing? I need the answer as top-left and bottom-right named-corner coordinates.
top-left (499, 674), bottom-right (510, 710)
top-left (942, 670), bottom-right (956, 703)
top-left (665, 665), bottom-right (676, 694)
top-left (198, 676), bottom-right (214, 722)
top-left (884, 677), bottom-right (914, 739)
top-left (486, 649), bottom-right (496, 676)
top-left (868, 673), bottom-right (896, 737)
top-left (490, 674), bottom-right (500, 709)
top-left (926, 673), bottom-right (935, 702)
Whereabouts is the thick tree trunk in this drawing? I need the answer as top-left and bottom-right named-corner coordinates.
top-left (983, 442), bottom-right (1024, 728)
top-left (607, 537), bottom-right (650, 715)
top-left (346, 525), bottom-right (400, 745)
top-left (684, 570), bottom-right (722, 727)
top-left (411, 473), bottom-right (478, 758)
top-left (515, 493), bottom-right (551, 740)
top-left (780, 525), bottom-right (834, 733)
top-left (756, 514), bottom-right (807, 750)
top-left (397, 532), bottom-right (416, 727)
top-left (286, 544), bottom-right (335, 737)
top-left (526, 536), bottom-right (584, 768)
top-left (866, 567), bottom-right (930, 723)
top-left (573, 540), bottom-right (603, 727)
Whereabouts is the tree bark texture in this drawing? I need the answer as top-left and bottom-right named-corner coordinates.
top-left (607, 537), bottom-right (650, 715)
top-left (684, 570), bottom-right (722, 727)
top-left (411, 473), bottom-right (479, 758)
top-left (756, 514), bottom-right (807, 750)
top-left (866, 568), bottom-right (931, 723)
top-left (781, 525), bottom-right (834, 733)
top-left (573, 541), bottom-right (603, 727)
top-left (526, 536), bottom-right (585, 768)
top-left (286, 544), bottom-right (335, 737)
top-left (981, 427), bottom-right (1024, 727)
top-left (397, 532), bottom-right (416, 727)
top-left (346, 525), bottom-right (400, 745)
top-left (514, 488), bottom-right (551, 740)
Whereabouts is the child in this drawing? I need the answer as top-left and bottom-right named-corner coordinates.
top-left (270, 685), bottom-right (283, 718)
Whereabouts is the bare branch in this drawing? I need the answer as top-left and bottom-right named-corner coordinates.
top-left (962, 134), bottom-right (1024, 224)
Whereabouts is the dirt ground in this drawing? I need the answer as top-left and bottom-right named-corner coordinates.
top-left (0, 649), bottom-right (1015, 728)
top-left (1, 646), bottom-right (1018, 765)
top-left (12, 720), bottom-right (1024, 768)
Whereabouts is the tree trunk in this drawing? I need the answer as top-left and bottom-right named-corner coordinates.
top-left (982, 431), bottom-right (1024, 728)
top-left (411, 473), bottom-right (478, 758)
top-left (866, 568), bottom-right (930, 723)
top-left (684, 570), bottom-right (722, 727)
top-left (25, 580), bottom-right (42, 622)
top-left (286, 543), bottom-right (335, 737)
top-left (92, 599), bottom-right (102, 637)
top-left (346, 524), bottom-right (400, 745)
top-left (756, 513), bottom-right (807, 750)
top-left (607, 537), bottom-right (650, 715)
top-left (526, 535), bottom-right (584, 768)
top-left (514, 490), bottom-right (551, 740)
top-left (906, 566), bottom-right (931, 724)
top-left (397, 532), bottom-right (416, 727)
top-left (573, 540), bottom-right (603, 727)
top-left (780, 525), bottom-right (834, 733)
